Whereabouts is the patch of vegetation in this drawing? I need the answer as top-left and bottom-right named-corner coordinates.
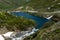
top-left (51, 13), bottom-right (60, 22)
top-left (0, 12), bottom-right (36, 31)
top-left (35, 29), bottom-right (60, 40)
top-left (23, 0), bottom-right (60, 12)
top-left (0, 0), bottom-right (30, 10)
top-left (43, 20), bottom-right (55, 28)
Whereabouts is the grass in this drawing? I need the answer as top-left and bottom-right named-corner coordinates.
top-left (0, 0), bottom-right (60, 11)
top-left (0, 11), bottom-right (36, 31)
top-left (23, 0), bottom-right (60, 12)
top-left (0, 0), bottom-right (30, 10)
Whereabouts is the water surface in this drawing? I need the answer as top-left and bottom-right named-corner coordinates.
top-left (11, 12), bottom-right (49, 29)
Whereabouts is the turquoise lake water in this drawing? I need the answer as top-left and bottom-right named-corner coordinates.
top-left (12, 12), bottom-right (49, 29)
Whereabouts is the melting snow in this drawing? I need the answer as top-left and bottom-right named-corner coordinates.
top-left (0, 35), bottom-right (4, 40)
top-left (3, 32), bottom-right (14, 38)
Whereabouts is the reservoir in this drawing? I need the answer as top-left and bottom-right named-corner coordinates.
top-left (11, 12), bottom-right (49, 29)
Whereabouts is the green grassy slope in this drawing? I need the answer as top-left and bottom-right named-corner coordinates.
top-left (0, 0), bottom-right (30, 10)
top-left (0, 12), bottom-right (36, 31)
top-left (24, 0), bottom-right (60, 11)
top-left (35, 21), bottom-right (60, 40)
top-left (0, 0), bottom-right (60, 11)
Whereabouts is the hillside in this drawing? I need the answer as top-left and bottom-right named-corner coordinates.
top-left (0, 0), bottom-right (60, 11)
top-left (24, 13), bottom-right (60, 40)
top-left (35, 21), bottom-right (60, 40)
top-left (23, 0), bottom-right (60, 12)
top-left (0, 0), bottom-right (30, 10)
top-left (0, 12), bottom-right (36, 33)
